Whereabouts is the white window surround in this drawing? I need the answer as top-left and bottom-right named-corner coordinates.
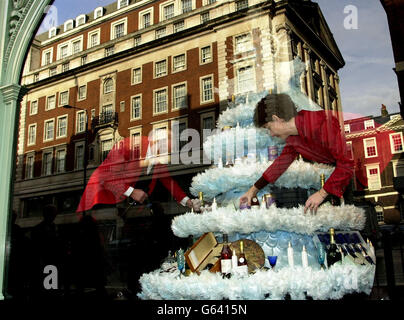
top-left (46, 95), bottom-right (56, 110)
top-left (363, 137), bottom-right (378, 158)
top-left (103, 78), bottom-right (114, 94)
top-left (365, 164), bottom-right (382, 191)
top-left (172, 81), bottom-right (188, 110)
top-left (344, 124), bottom-right (350, 133)
top-left (181, 0), bottom-right (195, 13)
top-left (64, 19), bottom-right (74, 32)
top-left (130, 94), bottom-right (142, 121)
top-left (56, 115), bottom-right (68, 138)
top-left (200, 74), bottom-right (214, 104)
top-left (76, 14), bottom-right (86, 26)
top-left (153, 87), bottom-right (169, 116)
top-left (42, 48), bottom-right (53, 66)
top-left (27, 123), bottom-right (37, 146)
top-left (130, 127), bottom-right (142, 159)
top-left (49, 27), bottom-right (57, 38)
top-left (160, 1), bottom-right (176, 21)
top-left (346, 141), bottom-right (353, 160)
top-left (364, 119), bottom-right (375, 130)
top-left (94, 7), bottom-right (104, 19)
top-left (57, 35), bottom-right (84, 60)
top-left (111, 17), bottom-right (128, 40)
top-left (78, 85), bottom-right (87, 100)
top-left (117, 0), bottom-right (129, 9)
top-left (389, 132), bottom-right (404, 154)
top-left (234, 32), bottom-right (253, 54)
top-left (59, 90), bottom-right (69, 106)
top-left (235, 64), bottom-right (256, 94)
top-left (30, 100), bottom-right (38, 115)
top-left (88, 28), bottom-right (101, 48)
top-left (200, 45), bottom-right (212, 64)
top-left (154, 58), bottom-right (168, 78)
top-left (76, 110), bottom-right (86, 134)
top-left (152, 122), bottom-right (169, 155)
top-left (139, 7), bottom-right (154, 29)
top-left (43, 119), bottom-right (55, 142)
top-left (132, 66), bottom-right (142, 85)
top-left (172, 53), bottom-right (187, 73)
top-left (173, 20), bottom-right (185, 33)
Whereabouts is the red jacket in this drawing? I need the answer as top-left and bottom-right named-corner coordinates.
top-left (256, 110), bottom-right (354, 198)
top-left (76, 136), bottom-right (187, 212)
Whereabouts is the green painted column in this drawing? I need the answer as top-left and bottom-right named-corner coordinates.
top-left (0, 0), bottom-right (53, 300)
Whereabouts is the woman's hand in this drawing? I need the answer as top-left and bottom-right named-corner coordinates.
top-left (239, 186), bottom-right (259, 207)
top-left (129, 189), bottom-right (148, 204)
top-left (304, 188), bottom-right (327, 214)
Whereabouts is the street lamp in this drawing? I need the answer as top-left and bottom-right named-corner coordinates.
top-left (62, 105), bottom-right (88, 191)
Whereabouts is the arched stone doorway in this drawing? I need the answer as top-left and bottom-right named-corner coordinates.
top-left (0, 0), bottom-right (53, 300)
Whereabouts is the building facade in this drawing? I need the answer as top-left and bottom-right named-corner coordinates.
top-left (14, 0), bottom-right (345, 228)
top-left (344, 107), bottom-right (404, 225)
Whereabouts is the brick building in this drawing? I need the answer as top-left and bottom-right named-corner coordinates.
top-left (14, 0), bottom-right (345, 228)
top-left (344, 107), bottom-right (404, 225)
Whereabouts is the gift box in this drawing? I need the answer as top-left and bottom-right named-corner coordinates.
top-left (184, 232), bottom-right (222, 275)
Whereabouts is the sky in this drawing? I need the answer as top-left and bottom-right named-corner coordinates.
top-left (37, 0), bottom-right (400, 119)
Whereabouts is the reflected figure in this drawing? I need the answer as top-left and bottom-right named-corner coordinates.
top-left (72, 214), bottom-right (108, 300)
top-left (30, 204), bottom-right (62, 300)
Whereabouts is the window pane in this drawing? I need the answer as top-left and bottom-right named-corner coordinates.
top-left (132, 96), bottom-right (141, 119)
top-left (202, 77), bottom-right (213, 101)
top-left (155, 60), bottom-right (167, 77)
top-left (201, 46), bottom-right (211, 63)
top-left (155, 89), bottom-right (167, 113)
top-left (164, 4), bottom-right (174, 20)
top-left (173, 54), bottom-right (185, 71)
top-left (174, 84), bottom-right (187, 109)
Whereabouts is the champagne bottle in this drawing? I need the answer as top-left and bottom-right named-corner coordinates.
top-left (320, 174), bottom-right (340, 206)
top-left (220, 234), bottom-right (232, 278)
top-left (237, 240), bottom-right (248, 276)
top-left (326, 228), bottom-right (342, 267)
top-left (199, 191), bottom-right (204, 207)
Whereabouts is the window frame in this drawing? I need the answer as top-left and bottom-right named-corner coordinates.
top-left (152, 122), bottom-right (169, 156)
top-left (46, 95), bottom-right (56, 111)
top-left (56, 115), bottom-right (68, 139)
top-left (234, 32), bottom-right (253, 54)
top-left (200, 74), bottom-right (214, 104)
top-left (172, 53), bottom-right (187, 73)
top-left (364, 119), bottom-right (375, 130)
top-left (76, 110), bottom-right (86, 134)
top-left (111, 17), bottom-right (128, 40)
top-left (154, 58), bottom-right (168, 78)
top-left (59, 90), bottom-right (69, 106)
top-left (130, 94), bottom-right (142, 121)
top-left (173, 20), bottom-right (185, 33)
top-left (153, 87), bottom-right (169, 116)
top-left (42, 48), bottom-right (53, 66)
top-left (76, 14), bottom-right (86, 27)
top-left (42, 149), bottom-right (53, 176)
top-left (172, 81), bottom-right (188, 111)
top-left (236, 64), bottom-right (256, 94)
top-left (389, 132), bottom-right (404, 154)
top-left (43, 118), bottom-right (55, 142)
top-left (29, 100), bottom-right (38, 115)
top-left (365, 164), bottom-right (382, 191)
top-left (64, 19), bottom-right (74, 32)
top-left (200, 45), bottom-right (212, 64)
top-left (160, 1), bottom-right (176, 21)
top-left (131, 66), bottom-right (142, 85)
top-left (74, 141), bottom-right (85, 170)
top-left (139, 7), bottom-right (154, 29)
top-left (27, 123), bottom-right (37, 146)
top-left (25, 153), bottom-right (35, 179)
top-left (129, 127), bottom-right (142, 160)
top-left (88, 28), bottom-right (101, 48)
top-left (363, 137), bottom-right (378, 158)
top-left (78, 85), bottom-right (87, 101)
top-left (55, 147), bottom-right (67, 173)
top-left (103, 78), bottom-right (114, 94)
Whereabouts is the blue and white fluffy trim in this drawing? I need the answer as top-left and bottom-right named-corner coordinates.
top-left (138, 262), bottom-right (374, 300)
top-left (171, 204), bottom-right (366, 238)
top-left (190, 159), bottom-right (334, 200)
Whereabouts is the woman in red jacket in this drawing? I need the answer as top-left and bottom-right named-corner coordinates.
top-left (240, 93), bottom-right (354, 214)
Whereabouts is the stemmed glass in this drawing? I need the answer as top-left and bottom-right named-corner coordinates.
top-left (317, 243), bottom-right (326, 269)
top-left (176, 248), bottom-right (185, 277)
top-left (268, 249), bottom-right (277, 270)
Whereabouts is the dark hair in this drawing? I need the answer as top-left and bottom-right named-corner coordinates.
top-left (253, 93), bottom-right (298, 127)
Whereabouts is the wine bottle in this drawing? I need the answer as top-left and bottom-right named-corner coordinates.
top-left (199, 191), bottom-right (204, 207)
top-left (237, 240), bottom-right (248, 276)
top-left (326, 228), bottom-right (342, 267)
top-left (220, 234), bottom-right (232, 278)
top-left (251, 196), bottom-right (260, 208)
